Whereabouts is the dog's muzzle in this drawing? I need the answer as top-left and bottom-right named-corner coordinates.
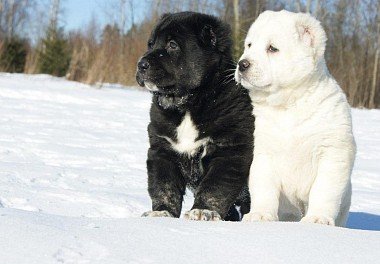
top-left (136, 57), bottom-right (157, 90)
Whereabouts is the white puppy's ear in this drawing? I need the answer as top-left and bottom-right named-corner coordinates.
top-left (295, 13), bottom-right (327, 61)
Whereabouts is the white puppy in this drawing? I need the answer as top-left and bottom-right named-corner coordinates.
top-left (235, 10), bottom-right (356, 227)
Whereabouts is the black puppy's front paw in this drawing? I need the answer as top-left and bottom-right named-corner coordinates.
top-left (184, 209), bottom-right (222, 221)
top-left (141, 210), bottom-right (174, 217)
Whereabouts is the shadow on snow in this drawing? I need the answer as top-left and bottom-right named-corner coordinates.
top-left (347, 212), bottom-right (380, 231)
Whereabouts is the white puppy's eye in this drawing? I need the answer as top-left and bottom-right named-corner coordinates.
top-left (247, 43), bottom-right (252, 48)
top-left (268, 45), bottom-right (279, 53)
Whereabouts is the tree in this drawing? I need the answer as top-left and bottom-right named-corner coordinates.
top-left (36, 0), bottom-right (70, 77)
top-left (0, 0), bottom-right (35, 40)
top-left (233, 0), bottom-right (240, 60)
top-left (0, 37), bottom-right (28, 72)
top-left (37, 26), bottom-right (70, 77)
top-left (0, 0), bottom-right (34, 73)
top-left (369, 1), bottom-right (380, 108)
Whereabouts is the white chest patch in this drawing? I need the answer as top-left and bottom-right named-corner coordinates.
top-left (162, 112), bottom-right (209, 157)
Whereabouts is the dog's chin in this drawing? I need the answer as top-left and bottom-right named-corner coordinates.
top-left (240, 77), bottom-right (271, 91)
top-left (155, 86), bottom-right (191, 109)
top-left (240, 78), bottom-right (254, 89)
top-left (143, 82), bottom-right (187, 109)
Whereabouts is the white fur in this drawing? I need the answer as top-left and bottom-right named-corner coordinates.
top-left (236, 10), bottom-right (356, 227)
top-left (161, 112), bottom-right (209, 157)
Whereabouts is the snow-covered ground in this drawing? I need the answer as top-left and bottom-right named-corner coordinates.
top-left (0, 73), bottom-right (379, 263)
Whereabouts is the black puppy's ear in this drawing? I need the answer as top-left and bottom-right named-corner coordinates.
top-left (160, 13), bottom-right (171, 21)
top-left (201, 24), bottom-right (217, 48)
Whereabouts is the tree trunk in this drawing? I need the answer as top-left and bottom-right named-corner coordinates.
top-left (295, 0), bottom-right (302, 12)
top-left (233, 0), bottom-right (240, 59)
top-left (50, 0), bottom-right (60, 31)
top-left (0, 0), bottom-right (4, 34)
top-left (120, 0), bottom-right (126, 34)
top-left (7, 0), bottom-right (15, 39)
top-left (370, 47), bottom-right (379, 109)
top-left (313, 0), bottom-right (320, 17)
top-left (306, 0), bottom-right (312, 13)
top-left (369, 3), bottom-right (380, 109)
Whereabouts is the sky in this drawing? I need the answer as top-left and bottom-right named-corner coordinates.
top-left (61, 0), bottom-right (149, 32)
top-left (62, 0), bottom-right (106, 31)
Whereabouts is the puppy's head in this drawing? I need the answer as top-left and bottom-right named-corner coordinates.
top-left (235, 10), bottom-right (327, 92)
top-left (136, 12), bottom-right (232, 106)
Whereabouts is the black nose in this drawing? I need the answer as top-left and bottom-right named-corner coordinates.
top-left (138, 59), bottom-right (150, 71)
top-left (238, 59), bottom-right (250, 72)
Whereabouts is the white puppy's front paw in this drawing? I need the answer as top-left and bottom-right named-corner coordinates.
top-left (301, 215), bottom-right (335, 226)
top-left (141, 210), bottom-right (173, 217)
top-left (243, 212), bottom-right (278, 222)
top-left (184, 209), bottom-right (222, 221)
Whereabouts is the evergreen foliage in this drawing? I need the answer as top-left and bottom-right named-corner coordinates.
top-left (37, 27), bottom-right (71, 77)
top-left (0, 38), bottom-right (28, 73)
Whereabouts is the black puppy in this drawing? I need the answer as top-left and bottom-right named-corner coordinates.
top-left (136, 12), bottom-right (253, 221)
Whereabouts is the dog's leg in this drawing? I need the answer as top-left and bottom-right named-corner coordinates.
top-left (335, 186), bottom-right (351, 227)
top-left (301, 146), bottom-right (354, 227)
top-left (243, 155), bottom-right (280, 222)
top-left (184, 209), bottom-right (222, 221)
top-left (185, 148), bottom-right (250, 221)
top-left (142, 147), bottom-right (186, 218)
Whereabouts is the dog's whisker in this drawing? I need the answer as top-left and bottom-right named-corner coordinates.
top-left (223, 69), bottom-right (236, 74)
top-left (225, 60), bottom-right (237, 66)
top-left (220, 73), bottom-right (236, 86)
top-left (220, 73), bottom-right (235, 81)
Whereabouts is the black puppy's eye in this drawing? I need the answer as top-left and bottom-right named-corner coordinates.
top-left (168, 40), bottom-right (178, 50)
top-left (148, 40), bottom-right (154, 49)
top-left (268, 45), bottom-right (279, 53)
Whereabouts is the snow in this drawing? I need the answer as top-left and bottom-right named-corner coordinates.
top-left (0, 73), bottom-right (379, 263)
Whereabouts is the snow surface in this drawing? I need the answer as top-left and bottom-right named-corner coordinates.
top-left (0, 73), bottom-right (379, 263)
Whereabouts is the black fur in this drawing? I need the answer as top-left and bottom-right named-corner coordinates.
top-left (136, 12), bottom-right (254, 221)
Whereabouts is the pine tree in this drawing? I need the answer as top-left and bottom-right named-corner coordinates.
top-left (37, 27), bottom-right (71, 77)
top-left (0, 38), bottom-right (29, 73)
